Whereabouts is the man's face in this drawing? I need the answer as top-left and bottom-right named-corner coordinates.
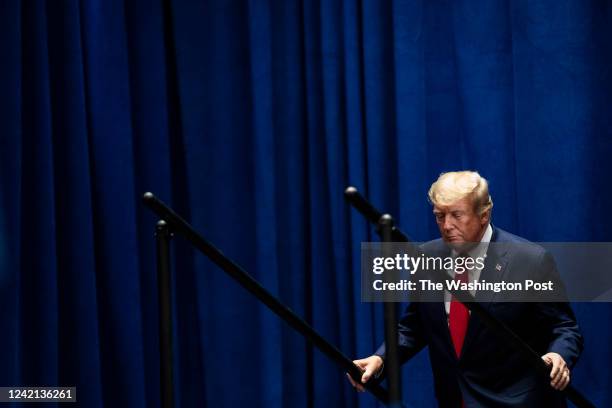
top-left (433, 197), bottom-right (489, 249)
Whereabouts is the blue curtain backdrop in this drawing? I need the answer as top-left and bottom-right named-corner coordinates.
top-left (1, 0), bottom-right (611, 407)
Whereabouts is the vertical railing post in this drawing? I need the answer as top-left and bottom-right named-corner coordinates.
top-left (379, 214), bottom-right (402, 407)
top-left (156, 220), bottom-right (174, 408)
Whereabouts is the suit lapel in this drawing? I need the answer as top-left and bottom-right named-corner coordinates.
top-left (459, 228), bottom-right (510, 358)
top-left (422, 242), bottom-right (457, 355)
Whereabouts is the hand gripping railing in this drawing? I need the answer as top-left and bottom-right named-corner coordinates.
top-left (344, 186), bottom-right (595, 408)
top-left (142, 192), bottom-right (391, 407)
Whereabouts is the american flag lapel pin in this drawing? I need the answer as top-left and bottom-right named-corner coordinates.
top-left (495, 263), bottom-right (502, 271)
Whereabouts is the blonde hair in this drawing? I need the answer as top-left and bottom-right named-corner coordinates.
top-left (428, 171), bottom-right (493, 215)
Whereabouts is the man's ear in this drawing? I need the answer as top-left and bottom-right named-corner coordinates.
top-left (480, 209), bottom-right (491, 226)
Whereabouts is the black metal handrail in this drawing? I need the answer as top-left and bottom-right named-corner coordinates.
top-left (143, 192), bottom-right (391, 406)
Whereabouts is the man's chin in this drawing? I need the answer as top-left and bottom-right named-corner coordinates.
top-left (444, 239), bottom-right (472, 252)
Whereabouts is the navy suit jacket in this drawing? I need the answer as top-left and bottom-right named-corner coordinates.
top-left (376, 227), bottom-right (583, 408)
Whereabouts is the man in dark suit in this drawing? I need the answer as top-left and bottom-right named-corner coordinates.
top-left (347, 171), bottom-right (583, 407)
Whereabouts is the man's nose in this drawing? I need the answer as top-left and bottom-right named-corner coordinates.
top-left (443, 215), bottom-right (454, 231)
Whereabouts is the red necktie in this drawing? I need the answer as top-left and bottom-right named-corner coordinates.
top-left (449, 270), bottom-right (469, 358)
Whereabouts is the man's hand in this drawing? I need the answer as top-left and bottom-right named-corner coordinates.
top-left (542, 352), bottom-right (570, 391)
top-left (346, 355), bottom-right (384, 392)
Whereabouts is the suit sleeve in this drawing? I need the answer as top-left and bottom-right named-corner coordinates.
top-left (534, 251), bottom-right (584, 369)
top-left (374, 302), bottom-right (428, 364)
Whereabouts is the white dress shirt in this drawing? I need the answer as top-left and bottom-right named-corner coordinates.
top-left (444, 223), bottom-right (493, 316)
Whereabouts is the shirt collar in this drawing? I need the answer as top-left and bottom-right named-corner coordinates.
top-left (452, 223), bottom-right (493, 259)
